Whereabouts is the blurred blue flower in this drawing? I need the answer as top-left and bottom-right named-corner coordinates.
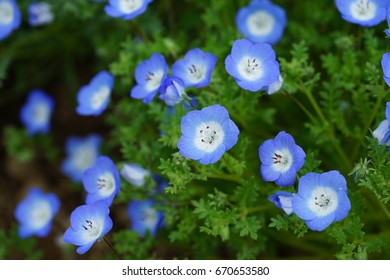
top-left (105, 0), bottom-right (153, 20)
top-left (159, 76), bottom-right (187, 106)
top-left (225, 38), bottom-right (280, 92)
top-left (259, 131), bottom-right (306, 187)
top-left (28, 2), bottom-right (54, 27)
top-left (61, 134), bottom-right (101, 182)
top-left (15, 188), bottom-right (60, 238)
top-left (178, 104), bottom-right (239, 164)
top-left (127, 200), bottom-right (163, 236)
top-left (292, 171), bottom-right (351, 231)
top-left (236, 0), bottom-right (287, 45)
top-left (131, 53), bottom-right (169, 104)
top-left (172, 48), bottom-right (217, 88)
top-left (120, 163), bottom-right (150, 187)
top-left (381, 52), bottom-right (390, 87)
top-left (76, 70), bottom-right (114, 116)
top-left (268, 191), bottom-right (294, 215)
top-left (0, 0), bottom-right (21, 40)
top-left (153, 174), bottom-right (168, 193)
top-left (335, 0), bottom-right (390, 27)
top-left (373, 102), bottom-right (390, 145)
top-left (20, 89), bottom-right (54, 136)
top-left (63, 201), bottom-right (113, 254)
top-left (83, 156), bottom-right (121, 206)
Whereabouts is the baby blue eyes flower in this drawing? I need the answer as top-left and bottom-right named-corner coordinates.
top-left (236, 0), bottom-right (287, 45)
top-left (83, 156), bottom-right (121, 206)
top-left (178, 104), bottom-right (240, 165)
top-left (0, 0), bottom-right (21, 40)
top-left (61, 134), bottom-right (101, 182)
top-left (63, 201), bottom-right (113, 254)
top-left (264, 74), bottom-right (283, 95)
top-left (159, 76), bottom-right (187, 106)
top-left (15, 188), bottom-right (60, 238)
top-left (28, 2), bottom-right (54, 27)
top-left (335, 0), bottom-right (390, 27)
top-left (131, 53), bottom-right (169, 104)
top-left (171, 48), bottom-right (217, 88)
top-left (381, 53), bottom-right (390, 87)
top-left (120, 163), bottom-right (150, 187)
top-left (76, 70), bottom-right (114, 116)
top-left (105, 0), bottom-right (153, 20)
top-left (268, 191), bottom-right (294, 215)
top-left (19, 89), bottom-right (54, 136)
top-left (259, 131), bottom-right (306, 187)
top-left (373, 102), bottom-right (390, 145)
top-left (292, 171), bottom-right (351, 231)
top-left (127, 200), bottom-right (164, 236)
top-left (225, 38), bottom-right (280, 92)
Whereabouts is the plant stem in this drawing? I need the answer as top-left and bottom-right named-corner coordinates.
top-left (379, 200), bottom-right (390, 221)
top-left (208, 173), bottom-right (243, 184)
top-left (103, 236), bottom-right (120, 260)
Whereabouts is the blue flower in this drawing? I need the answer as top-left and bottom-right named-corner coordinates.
top-left (178, 104), bottom-right (239, 164)
top-left (120, 163), bottom-right (150, 187)
top-left (259, 131), bottom-right (306, 187)
top-left (236, 0), bottom-right (287, 45)
top-left (159, 76), bottom-right (187, 106)
top-left (263, 74), bottom-right (283, 95)
top-left (292, 171), bottom-right (351, 231)
top-left (381, 52), bottom-right (390, 87)
top-left (83, 156), bottom-right (121, 206)
top-left (268, 191), bottom-right (294, 215)
top-left (373, 102), bottom-right (390, 145)
top-left (105, 0), bottom-right (153, 20)
top-left (130, 53), bottom-right (169, 104)
top-left (225, 38), bottom-right (280, 92)
top-left (127, 200), bottom-right (163, 236)
top-left (61, 134), bottom-right (101, 182)
top-left (15, 188), bottom-right (60, 238)
top-left (171, 48), bottom-right (217, 88)
top-left (76, 70), bottom-right (114, 116)
top-left (63, 201), bottom-right (113, 254)
top-left (19, 89), bottom-right (54, 136)
top-left (28, 2), bottom-right (54, 27)
top-left (335, 0), bottom-right (390, 27)
top-left (153, 174), bottom-right (168, 193)
top-left (0, 0), bottom-right (21, 40)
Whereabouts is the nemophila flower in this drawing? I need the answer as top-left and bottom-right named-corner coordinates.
top-left (19, 89), bottom-right (54, 136)
top-left (268, 191), bottom-right (294, 215)
top-left (335, 0), bottom-right (390, 27)
top-left (127, 200), bottom-right (163, 236)
top-left (28, 2), bottom-right (54, 27)
top-left (15, 188), bottom-right (60, 238)
top-left (120, 163), bottom-right (150, 187)
top-left (292, 171), bottom-right (351, 231)
top-left (171, 48), bottom-right (217, 88)
top-left (76, 70), bottom-right (114, 116)
top-left (373, 102), bottom-right (390, 145)
top-left (61, 134), bottom-right (101, 182)
top-left (236, 0), bottom-right (287, 45)
top-left (0, 0), bottom-right (21, 40)
top-left (63, 201), bottom-right (113, 254)
top-left (83, 156), bottom-right (121, 206)
top-left (259, 131), bottom-right (306, 187)
top-left (159, 76), bottom-right (187, 106)
top-left (381, 53), bottom-right (390, 87)
top-left (225, 38), bottom-right (280, 92)
top-left (104, 0), bottom-right (153, 20)
top-left (178, 104), bottom-right (239, 164)
top-left (263, 74), bottom-right (283, 95)
top-left (131, 53), bottom-right (169, 104)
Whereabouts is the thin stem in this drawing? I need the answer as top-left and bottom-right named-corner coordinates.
top-left (103, 236), bottom-right (120, 260)
top-left (287, 93), bottom-right (317, 124)
top-left (379, 200), bottom-right (390, 221)
top-left (298, 83), bottom-right (326, 123)
top-left (208, 173), bottom-right (243, 184)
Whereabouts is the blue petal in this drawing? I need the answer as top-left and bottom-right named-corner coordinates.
top-left (180, 110), bottom-right (203, 138)
top-left (334, 191), bottom-right (351, 222)
top-left (258, 139), bottom-right (276, 165)
top-left (291, 195), bottom-right (317, 220)
top-left (373, 120), bottom-right (390, 144)
top-left (76, 241), bottom-right (96, 254)
top-left (382, 53), bottom-right (390, 79)
top-left (305, 213), bottom-right (336, 231)
top-left (178, 136), bottom-right (205, 160)
top-left (200, 104), bottom-right (229, 124)
top-left (104, 5), bottom-right (123, 18)
top-left (296, 172), bottom-right (321, 200)
top-left (221, 119), bottom-right (239, 150)
top-left (130, 84), bottom-right (154, 99)
top-left (199, 143), bottom-right (227, 164)
top-left (260, 164), bottom-right (280, 182)
top-left (274, 166), bottom-right (296, 187)
top-left (318, 170), bottom-right (347, 192)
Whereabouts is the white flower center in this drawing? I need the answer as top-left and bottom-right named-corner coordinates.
top-left (31, 201), bottom-right (51, 229)
top-left (247, 10), bottom-right (275, 36)
top-left (145, 70), bottom-right (164, 91)
top-left (91, 86), bottom-right (110, 110)
top-left (141, 207), bottom-right (158, 229)
top-left (119, 0), bottom-right (143, 13)
top-left (350, 0), bottom-right (376, 21)
top-left (81, 219), bottom-right (103, 240)
top-left (308, 187), bottom-right (338, 217)
top-left (32, 103), bottom-right (50, 125)
top-left (271, 149), bottom-right (293, 173)
top-left (96, 172), bottom-right (116, 196)
top-left (187, 64), bottom-right (205, 83)
top-left (194, 121), bottom-right (225, 153)
top-left (0, 2), bottom-right (14, 25)
top-left (73, 146), bottom-right (96, 171)
top-left (237, 56), bottom-right (263, 81)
